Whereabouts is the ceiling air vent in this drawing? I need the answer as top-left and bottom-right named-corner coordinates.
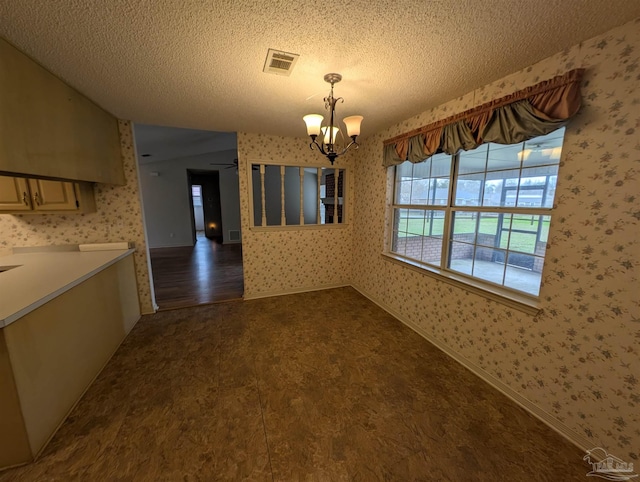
top-left (263, 49), bottom-right (299, 76)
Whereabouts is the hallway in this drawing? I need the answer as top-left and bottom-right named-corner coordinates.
top-left (149, 234), bottom-right (243, 310)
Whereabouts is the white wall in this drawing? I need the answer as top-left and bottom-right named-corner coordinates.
top-left (138, 149), bottom-right (241, 248)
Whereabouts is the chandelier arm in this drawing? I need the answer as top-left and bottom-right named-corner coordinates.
top-left (334, 137), bottom-right (360, 157)
top-left (309, 136), bottom-right (328, 155)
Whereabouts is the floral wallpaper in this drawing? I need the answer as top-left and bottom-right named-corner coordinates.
top-left (237, 133), bottom-right (354, 298)
top-left (352, 18), bottom-right (640, 459)
top-left (0, 120), bottom-right (154, 314)
top-left (0, 16), bottom-right (636, 462)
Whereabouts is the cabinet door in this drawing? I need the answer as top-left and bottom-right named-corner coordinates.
top-left (0, 176), bottom-right (31, 211)
top-left (28, 179), bottom-right (78, 211)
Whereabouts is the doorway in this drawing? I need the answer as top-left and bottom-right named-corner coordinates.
top-left (133, 124), bottom-right (244, 310)
top-left (188, 170), bottom-right (223, 244)
top-left (191, 184), bottom-right (205, 237)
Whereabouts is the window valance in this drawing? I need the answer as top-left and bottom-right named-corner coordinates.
top-left (383, 68), bottom-right (585, 167)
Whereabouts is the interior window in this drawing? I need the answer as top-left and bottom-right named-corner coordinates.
top-left (251, 165), bottom-right (346, 226)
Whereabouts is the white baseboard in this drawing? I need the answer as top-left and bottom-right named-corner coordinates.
top-left (350, 283), bottom-right (595, 454)
top-left (243, 283), bottom-right (350, 301)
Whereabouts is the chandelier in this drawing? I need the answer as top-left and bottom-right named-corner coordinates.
top-left (303, 73), bottom-right (363, 165)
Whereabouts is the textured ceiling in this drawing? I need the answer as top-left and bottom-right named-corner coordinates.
top-left (1, 1), bottom-right (639, 140)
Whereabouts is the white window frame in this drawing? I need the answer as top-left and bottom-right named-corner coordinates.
top-left (386, 130), bottom-right (564, 312)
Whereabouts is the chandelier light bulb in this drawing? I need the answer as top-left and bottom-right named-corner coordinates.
top-left (303, 114), bottom-right (324, 137)
top-left (343, 115), bottom-right (363, 137)
top-left (322, 126), bottom-right (339, 145)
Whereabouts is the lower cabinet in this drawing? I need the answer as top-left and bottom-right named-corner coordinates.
top-left (0, 255), bottom-right (140, 468)
top-left (0, 176), bottom-right (96, 214)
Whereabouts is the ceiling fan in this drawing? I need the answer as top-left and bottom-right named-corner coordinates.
top-left (209, 159), bottom-right (258, 171)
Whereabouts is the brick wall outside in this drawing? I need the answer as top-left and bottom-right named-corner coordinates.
top-left (393, 232), bottom-right (547, 273)
top-left (393, 233), bottom-right (477, 264)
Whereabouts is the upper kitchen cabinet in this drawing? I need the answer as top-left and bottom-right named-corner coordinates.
top-left (0, 38), bottom-right (125, 185)
top-left (0, 175), bottom-right (96, 214)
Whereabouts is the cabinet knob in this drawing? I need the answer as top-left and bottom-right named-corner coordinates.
top-left (23, 192), bottom-right (29, 205)
top-left (34, 191), bottom-right (41, 205)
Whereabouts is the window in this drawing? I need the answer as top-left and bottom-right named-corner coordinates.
top-left (251, 164), bottom-right (345, 227)
top-left (191, 185), bottom-right (202, 206)
top-left (389, 128), bottom-right (565, 297)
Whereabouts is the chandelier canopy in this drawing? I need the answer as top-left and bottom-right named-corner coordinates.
top-left (303, 73), bottom-right (363, 165)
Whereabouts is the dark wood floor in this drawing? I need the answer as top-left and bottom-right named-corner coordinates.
top-left (149, 234), bottom-right (244, 310)
top-left (0, 288), bottom-right (587, 481)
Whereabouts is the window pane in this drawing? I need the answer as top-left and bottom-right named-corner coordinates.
top-left (264, 165), bottom-right (282, 226)
top-left (321, 168), bottom-right (345, 224)
top-left (459, 145), bottom-right (487, 174)
top-left (506, 214), bottom-right (550, 255)
top-left (473, 247), bottom-right (507, 285)
top-left (452, 212), bottom-right (477, 244)
top-left (482, 179), bottom-right (502, 207)
top-left (418, 210), bottom-right (446, 266)
top-left (392, 209), bottom-right (422, 259)
top-left (539, 215), bottom-right (551, 243)
top-left (390, 208), bottom-right (445, 266)
top-left (484, 169), bottom-right (520, 207)
top-left (409, 178), bottom-right (430, 205)
top-left (424, 209), bottom-right (446, 236)
top-left (504, 253), bottom-right (543, 296)
top-left (284, 166), bottom-right (301, 225)
top-left (395, 180), bottom-right (412, 204)
top-left (431, 155), bottom-right (452, 177)
top-left (391, 208), bottom-right (408, 256)
top-left (478, 212), bottom-right (508, 248)
top-left (395, 161), bottom-right (413, 204)
top-left (406, 209), bottom-right (426, 236)
top-left (447, 210), bottom-right (549, 294)
top-left (396, 161), bottom-right (413, 178)
top-left (543, 176), bottom-right (557, 208)
top-left (394, 155), bottom-right (452, 207)
top-left (413, 159), bottom-right (431, 180)
top-left (517, 166), bottom-right (559, 207)
top-left (432, 178), bottom-right (450, 205)
top-left (523, 127), bottom-right (564, 168)
top-left (395, 208), bottom-right (409, 233)
top-left (487, 143), bottom-right (522, 171)
top-left (420, 236), bottom-right (443, 265)
top-left (449, 241), bottom-right (474, 275)
top-left (454, 174), bottom-right (484, 206)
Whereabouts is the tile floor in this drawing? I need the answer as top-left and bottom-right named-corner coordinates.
top-left (0, 288), bottom-right (588, 481)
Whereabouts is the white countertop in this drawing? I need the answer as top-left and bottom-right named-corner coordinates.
top-left (0, 249), bottom-right (135, 328)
